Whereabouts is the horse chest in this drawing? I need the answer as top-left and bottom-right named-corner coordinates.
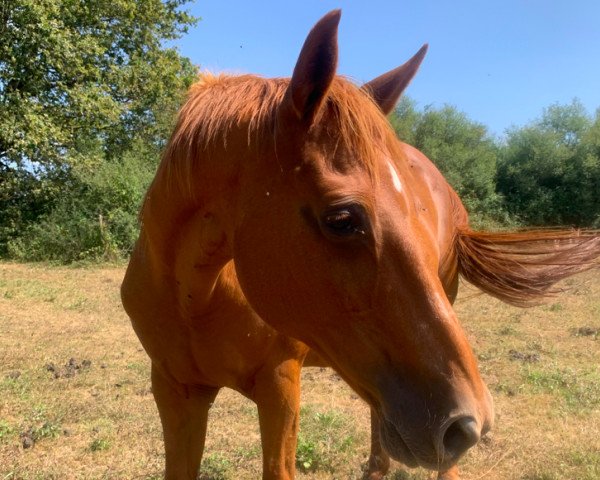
top-left (125, 261), bottom-right (280, 393)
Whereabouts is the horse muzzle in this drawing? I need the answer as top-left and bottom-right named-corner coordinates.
top-left (379, 411), bottom-right (490, 471)
top-left (376, 383), bottom-right (494, 471)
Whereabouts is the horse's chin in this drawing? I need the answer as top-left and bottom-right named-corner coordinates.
top-left (379, 419), bottom-right (419, 468)
top-left (379, 417), bottom-right (452, 471)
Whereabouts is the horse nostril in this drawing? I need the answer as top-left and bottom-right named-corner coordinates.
top-left (442, 416), bottom-right (480, 459)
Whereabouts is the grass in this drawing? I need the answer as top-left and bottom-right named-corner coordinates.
top-left (295, 406), bottom-right (358, 473)
top-left (0, 262), bottom-right (598, 479)
top-left (524, 365), bottom-right (600, 409)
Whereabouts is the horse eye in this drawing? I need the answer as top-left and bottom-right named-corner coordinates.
top-left (322, 206), bottom-right (367, 238)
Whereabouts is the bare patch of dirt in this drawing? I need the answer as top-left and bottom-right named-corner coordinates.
top-left (508, 349), bottom-right (540, 363)
top-left (45, 358), bottom-right (92, 379)
top-left (572, 326), bottom-right (599, 337)
top-left (20, 431), bottom-right (34, 449)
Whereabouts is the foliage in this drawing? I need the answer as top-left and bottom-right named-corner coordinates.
top-left (391, 98), bottom-right (600, 229)
top-left (90, 438), bottom-right (110, 452)
top-left (1, 0), bottom-right (599, 263)
top-left (389, 97), bottom-right (420, 146)
top-left (0, 0), bottom-right (197, 258)
top-left (7, 142), bottom-right (155, 262)
top-left (0, 420), bottom-right (13, 442)
top-left (525, 365), bottom-right (600, 409)
top-left (198, 453), bottom-right (232, 480)
top-left (0, 0), bottom-right (197, 169)
top-left (0, 165), bottom-right (63, 256)
top-left (295, 407), bottom-right (356, 474)
top-left (497, 101), bottom-right (600, 226)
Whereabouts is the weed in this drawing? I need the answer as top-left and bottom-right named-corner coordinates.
top-left (125, 362), bottom-right (149, 376)
top-left (314, 411), bottom-right (343, 429)
top-left (494, 381), bottom-right (519, 397)
top-left (32, 422), bottom-right (60, 440)
top-left (66, 296), bottom-right (87, 310)
top-left (548, 303), bottom-right (563, 312)
top-left (477, 348), bottom-right (499, 362)
top-left (198, 453), bottom-right (232, 480)
top-left (0, 375), bottom-right (31, 399)
top-left (295, 407), bottom-right (356, 473)
top-left (498, 325), bottom-right (517, 335)
top-left (296, 437), bottom-right (323, 473)
top-left (235, 444), bottom-right (261, 460)
top-left (566, 450), bottom-right (600, 480)
top-left (90, 438), bottom-right (110, 452)
top-left (0, 421), bottom-right (14, 442)
top-left (25, 406), bottom-right (61, 442)
top-left (8, 279), bottom-right (58, 303)
top-left (524, 366), bottom-right (600, 408)
top-left (240, 403), bottom-right (259, 418)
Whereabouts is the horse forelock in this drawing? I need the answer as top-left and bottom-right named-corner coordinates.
top-left (161, 72), bottom-right (398, 192)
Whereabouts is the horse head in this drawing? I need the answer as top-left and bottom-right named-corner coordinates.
top-left (231, 10), bottom-right (493, 471)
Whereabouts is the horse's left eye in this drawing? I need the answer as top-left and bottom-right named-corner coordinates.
top-left (321, 205), bottom-right (367, 238)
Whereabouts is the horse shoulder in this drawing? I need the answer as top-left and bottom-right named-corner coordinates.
top-left (122, 226), bottom-right (288, 392)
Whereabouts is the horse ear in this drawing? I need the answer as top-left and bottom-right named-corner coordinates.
top-left (362, 44), bottom-right (428, 115)
top-left (284, 10), bottom-right (341, 124)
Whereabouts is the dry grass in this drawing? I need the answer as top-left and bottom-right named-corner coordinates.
top-left (0, 262), bottom-right (598, 480)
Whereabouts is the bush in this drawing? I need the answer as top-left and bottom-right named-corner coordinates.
top-left (497, 101), bottom-right (600, 227)
top-left (7, 145), bottom-right (155, 263)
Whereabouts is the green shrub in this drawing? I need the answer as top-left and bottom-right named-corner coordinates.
top-left (7, 144), bottom-right (155, 263)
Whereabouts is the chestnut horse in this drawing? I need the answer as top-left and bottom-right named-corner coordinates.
top-left (121, 10), bottom-right (600, 480)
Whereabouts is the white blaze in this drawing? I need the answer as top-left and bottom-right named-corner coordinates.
top-left (387, 161), bottom-right (402, 192)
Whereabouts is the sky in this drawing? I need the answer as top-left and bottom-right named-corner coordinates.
top-left (173, 1), bottom-right (600, 138)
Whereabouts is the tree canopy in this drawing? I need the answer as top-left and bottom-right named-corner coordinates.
top-left (0, 0), bottom-right (198, 258)
top-left (391, 98), bottom-right (599, 229)
top-left (497, 101), bottom-right (600, 226)
top-left (0, 0), bottom-right (197, 171)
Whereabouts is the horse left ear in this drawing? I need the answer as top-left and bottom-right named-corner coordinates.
top-left (283, 10), bottom-right (341, 125)
top-left (362, 44), bottom-right (428, 115)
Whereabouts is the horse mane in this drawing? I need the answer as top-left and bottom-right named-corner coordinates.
top-left (160, 72), bottom-right (396, 193)
top-left (455, 227), bottom-right (600, 307)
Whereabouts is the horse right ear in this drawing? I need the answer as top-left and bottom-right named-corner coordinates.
top-left (362, 44), bottom-right (428, 115)
top-left (281, 10), bottom-right (341, 126)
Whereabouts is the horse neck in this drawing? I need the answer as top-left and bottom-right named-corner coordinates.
top-left (139, 138), bottom-right (249, 274)
top-left (397, 142), bottom-right (467, 294)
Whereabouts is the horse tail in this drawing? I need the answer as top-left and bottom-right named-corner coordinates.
top-left (455, 227), bottom-right (600, 307)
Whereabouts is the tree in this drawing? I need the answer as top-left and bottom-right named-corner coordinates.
top-left (389, 96), bottom-right (419, 146)
top-left (6, 141), bottom-right (156, 262)
top-left (0, 0), bottom-right (197, 170)
top-left (497, 100), bottom-right (600, 226)
top-left (0, 0), bottom-right (198, 258)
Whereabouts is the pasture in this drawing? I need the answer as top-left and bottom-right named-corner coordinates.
top-left (0, 262), bottom-right (599, 479)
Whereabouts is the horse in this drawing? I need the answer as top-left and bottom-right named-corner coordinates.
top-left (121, 10), bottom-right (600, 480)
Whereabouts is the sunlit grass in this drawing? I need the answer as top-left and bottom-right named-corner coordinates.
top-left (0, 262), bottom-right (598, 479)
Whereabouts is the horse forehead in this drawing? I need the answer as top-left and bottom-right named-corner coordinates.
top-left (386, 160), bottom-right (403, 193)
top-left (295, 147), bottom-right (408, 200)
top-left (293, 159), bottom-right (374, 200)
